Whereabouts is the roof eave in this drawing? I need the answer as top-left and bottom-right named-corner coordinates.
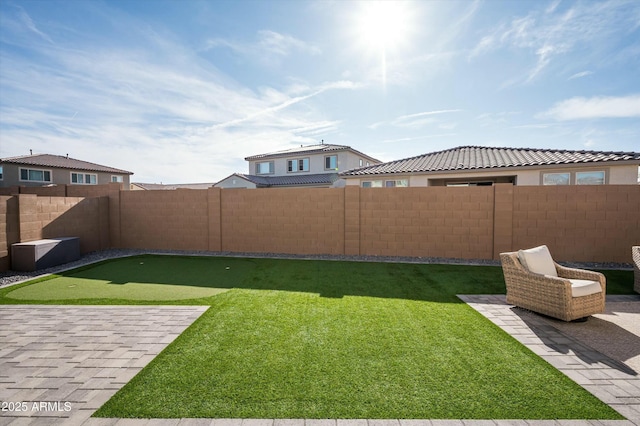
top-left (341, 158), bottom-right (640, 177)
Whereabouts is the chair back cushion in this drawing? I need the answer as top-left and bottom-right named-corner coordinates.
top-left (517, 245), bottom-right (558, 277)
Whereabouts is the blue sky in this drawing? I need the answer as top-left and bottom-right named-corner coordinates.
top-left (1, 0), bottom-right (639, 183)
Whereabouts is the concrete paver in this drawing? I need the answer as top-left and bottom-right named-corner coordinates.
top-left (0, 306), bottom-right (208, 425)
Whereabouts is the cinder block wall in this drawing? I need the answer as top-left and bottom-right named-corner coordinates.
top-left (20, 195), bottom-right (109, 254)
top-left (220, 188), bottom-right (345, 255)
top-left (2, 185), bottom-right (639, 272)
top-left (0, 194), bottom-right (110, 271)
top-left (120, 189), bottom-right (210, 251)
top-left (18, 186), bottom-right (67, 197)
top-left (0, 184), bottom-right (111, 271)
top-left (358, 186), bottom-right (495, 259)
top-left (39, 197), bottom-right (110, 253)
top-left (0, 196), bottom-right (19, 271)
top-left (511, 185), bottom-right (640, 262)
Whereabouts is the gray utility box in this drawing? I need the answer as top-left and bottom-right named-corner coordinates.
top-left (11, 237), bottom-right (80, 272)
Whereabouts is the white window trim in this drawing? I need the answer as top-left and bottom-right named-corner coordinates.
top-left (71, 172), bottom-right (98, 185)
top-left (19, 167), bottom-right (52, 183)
top-left (111, 175), bottom-right (124, 183)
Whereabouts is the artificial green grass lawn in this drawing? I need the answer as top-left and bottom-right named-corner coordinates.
top-left (1, 255), bottom-right (631, 419)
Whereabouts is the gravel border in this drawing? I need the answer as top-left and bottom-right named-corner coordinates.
top-left (0, 248), bottom-right (632, 289)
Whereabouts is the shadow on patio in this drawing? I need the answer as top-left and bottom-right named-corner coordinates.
top-left (512, 300), bottom-right (640, 376)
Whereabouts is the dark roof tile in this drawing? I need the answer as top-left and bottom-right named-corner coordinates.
top-left (236, 173), bottom-right (339, 187)
top-left (1, 154), bottom-right (132, 174)
top-left (132, 183), bottom-right (214, 190)
top-left (340, 146), bottom-right (640, 176)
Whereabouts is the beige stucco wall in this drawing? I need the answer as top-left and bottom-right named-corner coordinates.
top-left (248, 150), bottom-right (379, 177)
top-left (215, 175), bottom-right (257, 189)
top-left (0, 163), bottom-right (130, 188)
top-left (344, 163), bottom-right (639, 187)
top-left (610, 164), bottom-right (639, 184)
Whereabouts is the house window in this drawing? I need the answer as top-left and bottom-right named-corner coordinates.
top-left (362, 180), bottom-right (383, 188)
top-left (0, 165), bottom-right (3, 180)
top-left (71, 172), bottom-right (97, 185)
top-left (576, 171), bottom-right (605, 185)
top-left (287, 158), bottom-right (309, 173)
top-left (385, 179), bottom-right (408, 187)
top-left (111, 175), bottom-right (124, 183)
top-left (256, 161), bottom-right (274, 175)
top-left (20, 168), bottom-right (51, 183)
top-left (359, 159), bottom-right (363, 167)
top-left (446, 181), bottom-right (494, 187)
top-left (542, 172), bottom-right (570, 185)
top-left (325, 155), bottom-right (338, 170)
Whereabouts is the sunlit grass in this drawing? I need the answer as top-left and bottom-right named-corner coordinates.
top-left (1, 255), bottom-right (629, 419)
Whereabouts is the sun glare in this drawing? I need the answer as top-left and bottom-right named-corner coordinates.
top-left (352, 1), bottom-right (415, 87)
top-left (356, 1), bottom-right (412, 51)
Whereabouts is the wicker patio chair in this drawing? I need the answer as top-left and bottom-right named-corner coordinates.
top-left (500, 246), bottom-right (606, 322)
top-left (633, 246), bottom-right (640, 294)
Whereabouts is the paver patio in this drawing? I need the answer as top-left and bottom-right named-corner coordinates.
top-left (459, 294), bottom-right (640, 425)
top-left (1, 297), bottom-right (638, 425)
top-left (0, 306), bottom-right (208, 425)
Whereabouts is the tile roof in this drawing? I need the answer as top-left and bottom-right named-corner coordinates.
top-left (131, 183), bottom-right (215, 190)
top-left (340, 146), bottom-right (640, 176)
top-left (245, 143), bottom-right (379, 162)
top-left (235, 173), bottom-right (340, 187)
top-left (1, 154), bottom-right (133, 174)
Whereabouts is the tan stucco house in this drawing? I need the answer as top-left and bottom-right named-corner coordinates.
top-left (0, 154), bottom-right (133, 189)
top-left (339, 146), bottom-right (640, 187)
top-left (215, 143), bottom-right (380, 188)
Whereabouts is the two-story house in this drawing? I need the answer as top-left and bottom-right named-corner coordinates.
top-left (215, 143), bottom-right (381, 188)
top-left (0, 153), bottom-right (133, 189)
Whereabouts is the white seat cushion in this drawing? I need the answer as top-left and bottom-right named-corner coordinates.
top-left (570, 279), bottom-right (602, 297)
top-left (518, 245), bottom-right (558, 277)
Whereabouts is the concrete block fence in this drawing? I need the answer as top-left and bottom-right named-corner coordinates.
top-left (1, 183), bottom-right (639, 272)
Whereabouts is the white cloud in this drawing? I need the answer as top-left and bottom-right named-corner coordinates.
top-left (207, 80), bottom-right (359, 131)
top-left (205, 30), bottom-right (320, 65)
top-left (0, 10), bottom-right (348, 183)
top-left (475, 111), bottom-right (520, 127)
top-left (257, 30), bottom-right (321, 56)
top-left (568, 70), bottom-right (593, 80)
top-left (539, 94), bottom-right (640, 120)
top-left (545, 0), bottom-right (561, 15)
top-left (471, 1), bottom-right (640, 84)
top-left (381, 133), bottom-right (456, 143)
top-left (15, 5), bottom-right (54, 44)
top-left (369, 109), bottom-right (462, 129)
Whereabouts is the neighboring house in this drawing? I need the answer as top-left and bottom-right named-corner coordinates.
top-left (0, 154), bottom-right (133, 189)
top-left (131, 182), bottom-right (215, 190)
top-left (340, 146), bottom-right (640, 187)
top-left (215, 143), bottom-right (381, 189)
